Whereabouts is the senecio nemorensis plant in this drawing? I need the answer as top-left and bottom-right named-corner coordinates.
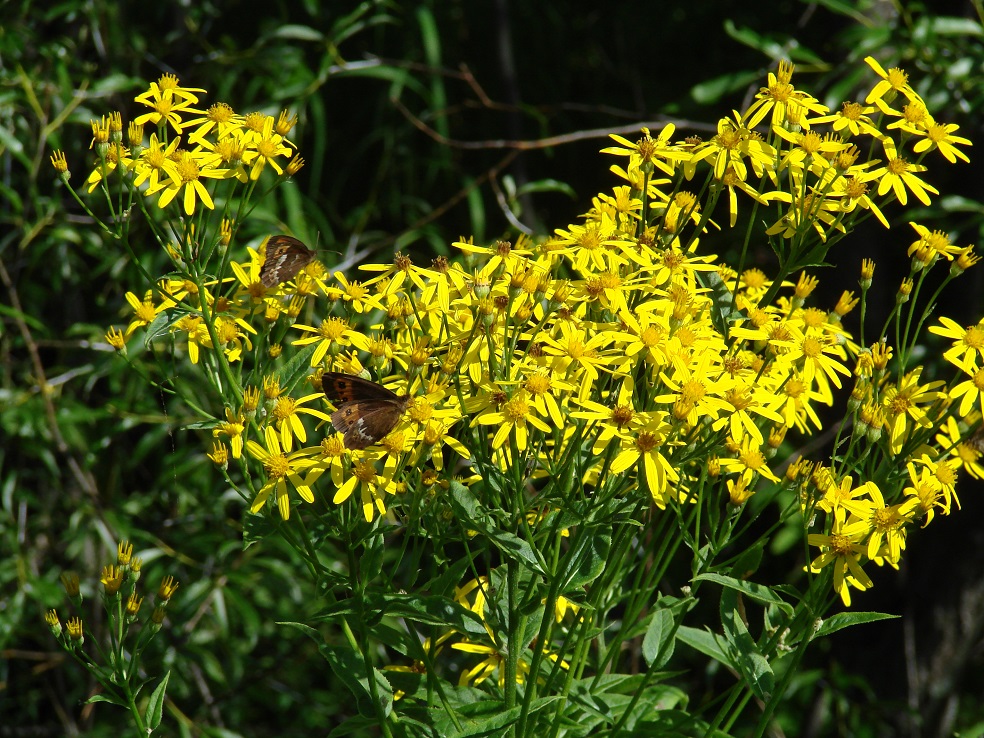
top-left (49, 58), bottom-right (979, 737)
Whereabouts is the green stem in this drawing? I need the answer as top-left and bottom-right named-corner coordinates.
top-left (504, 557), bottom-right (520, 730)
top-left (125, 687), bottom-right (149, 737)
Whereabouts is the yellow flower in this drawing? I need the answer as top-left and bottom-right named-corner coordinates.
top-left (100, 565), bottom-right (124, 596)
top-left (552, 213), bottom-right (633, 273)
top-left (105, 327), bottom-right (127, 352)
top-left (934, 416), bottom-right (984, 480)
top-left (689, 112), bottom-right (776, 182)
top-left (808, 517), bottom-right (873, 607)
top-left (84, 141), bottom-right (132, 193)
top-left (881, 368), bottom-right (945, 454)
top-left (213, 407), bottom-right (246, 458)
top-left (270, 392), bottom-right (332, 452)
top-left (743, 60), bottom-right (829, 129)
top-left (131, 133), bottom-right (181, 190)
top-left (912, 121), bottom-right (972, 164)
top-left (863, 56), bottom-right (919, 106)
top-left (600, 125), bottom-right (685, 176)
top-left (245, 426), bottom-right (317, 519)
top-left (475, 390), bottom-right (552, 451)
top-left (718, 437), bottom-right (779, 482)
top-left (185, 102), bottom-right (244, 145)
top-left (148, 150), bottom-right (227, 214)
top-left (906, 221), bottom-right (963, 263)
top-left (809, 100), bottom-right (881, 138)
top-left (133, 75), bottom-right (204, 132)
top-left (540, 322), bottom-right (620, 400)
top-left (453, 640), bottom-right (528, 688)
top-left (360, 251), bottom-right (437, 296)
top-left (841, 482), bottom-right (916, 564)
top-left (870, 138), bottom-right (939, 207)
top-left (331, 272), bottom-right (384, 314)
top-left (50, 149), bottom-right (70, 178)
top-left (332, 456), bottom-right (398, 523)
top-left (208, 441), bottom-right (229, 468)
top-left (291, 317), bottom-right (357, 366)
top-left (124, 290), bottom-right (161, 337)
top-left (947, 362), bottom-right (984, 419)
top-left (929, 316), bottom-right (984, 370)
top-left (609, 413), bottom-right (679, 508)
top-left (242, 115), bottom-right (294, 180)
top-left (727, 473), bottom-right (755, 506)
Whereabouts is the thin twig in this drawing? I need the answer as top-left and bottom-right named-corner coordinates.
top-left (391, 94), bottom-right (685, 150)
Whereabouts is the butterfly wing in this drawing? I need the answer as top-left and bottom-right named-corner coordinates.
top-left (260, 235), bottom-right (316, 288)
top-left (323, 372), bottom-right (411, 450)
top-left (322, 372), bottom-right (401, 403)
top-left (331, 400), bottom-right (407, 450)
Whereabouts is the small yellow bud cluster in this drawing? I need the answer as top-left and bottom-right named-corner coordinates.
top-left (47, 539), bottom-right (180, 653)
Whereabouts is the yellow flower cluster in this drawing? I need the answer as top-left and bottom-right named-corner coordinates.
top-left (99, 59), bottom-right (978, 612)
top-left (82, 74), bottom-right (302, 214)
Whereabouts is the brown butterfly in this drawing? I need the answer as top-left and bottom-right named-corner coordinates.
top-left (259, 235), bottom-right (316, 288)
top-left (322, 372), bottom-right (412, 450)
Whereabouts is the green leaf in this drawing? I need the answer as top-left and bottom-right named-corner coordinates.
top-left (730, 542), bottom-right (764, 580)
top-left (938, 194), bottom-right (984, 213)
top-left (690, 69), bottom-right (761, 105)
top-left (183, 418), bottom-right (219, 431)
top-left (720, 20), bottom-right (824, 63)
top-left (930, 16), bottom-right (984, 36)
top-left (448, 704), bottom-right (525, 737)
top-left (276, 341), bottom-right (319, 391)
top-left (676, 625), bottom-right (735, 669)
top-left (808, 0), bottom-right (876, 24)
top-left (448, 482), bottom-right (546, 575)
top-left (702, 270), bottom-right (746, 331)
top-left (313, 592), bottom-right (487, 638)
top-left (277, 621), bottom-right (323, 642)
top-left (515, 179), bottom-right (578, 199)
top-left (423, 553), bottom-right (475, 597)
top-left (466, 181), bottom-right (486, 243)
top-left (642, 607), bottom-right (675, 669)
top-left (815, 611), bottom-right (898, 638)
top-left (448, 480), bottom-right (484, 520)
top-left (0, 122), bottom-right (24, 155)
top-left (720, 588), bottom-right (774, 700)
top-left (629, 711), bottom-right (734, 738)
top-left (565, 678), bottom-right (692, 732)
top-left (490, 529), bottom-right (545, 574)
top-left (695, 572), bottom-right (793, 618)
top-left (360, 530), bottom-right (385, 585)
top-left (560, 530), bottom-right (610, 591)
top-left (271, 24), bottom-right (325, 41)
top-left (0, 302), bottom-right (46, 332)
top-left (242, 510), bottom-right (276, 549)
top-left (320, 645), bottom-right (393, 719)
top-left (84, 693), bottom-right (127, 707)
top-left (145, 671), bottom-right (170, 731)
top-left (435, 696), bottom-right (557, 738)
top-left (89, 73), bottom-right (144, 95)
top-left (373, 593), bottom-right (488, 637)
top-left (142, 309), bottom-right (178, 348)
top-left (0, 182), bottom-right (23, 214)
top-left (326, 714), bottom-right (377, 738)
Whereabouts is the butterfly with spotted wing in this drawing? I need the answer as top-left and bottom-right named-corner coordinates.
top-left (322, 372), bottom-right (412, 450)
top-left (260, 235), bottom-right (316, 288)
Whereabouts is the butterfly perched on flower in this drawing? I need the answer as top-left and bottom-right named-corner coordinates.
top-left (322, 372), bottom-right (412, 450)
top-left (260, 235), bottom-right (316, 288)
